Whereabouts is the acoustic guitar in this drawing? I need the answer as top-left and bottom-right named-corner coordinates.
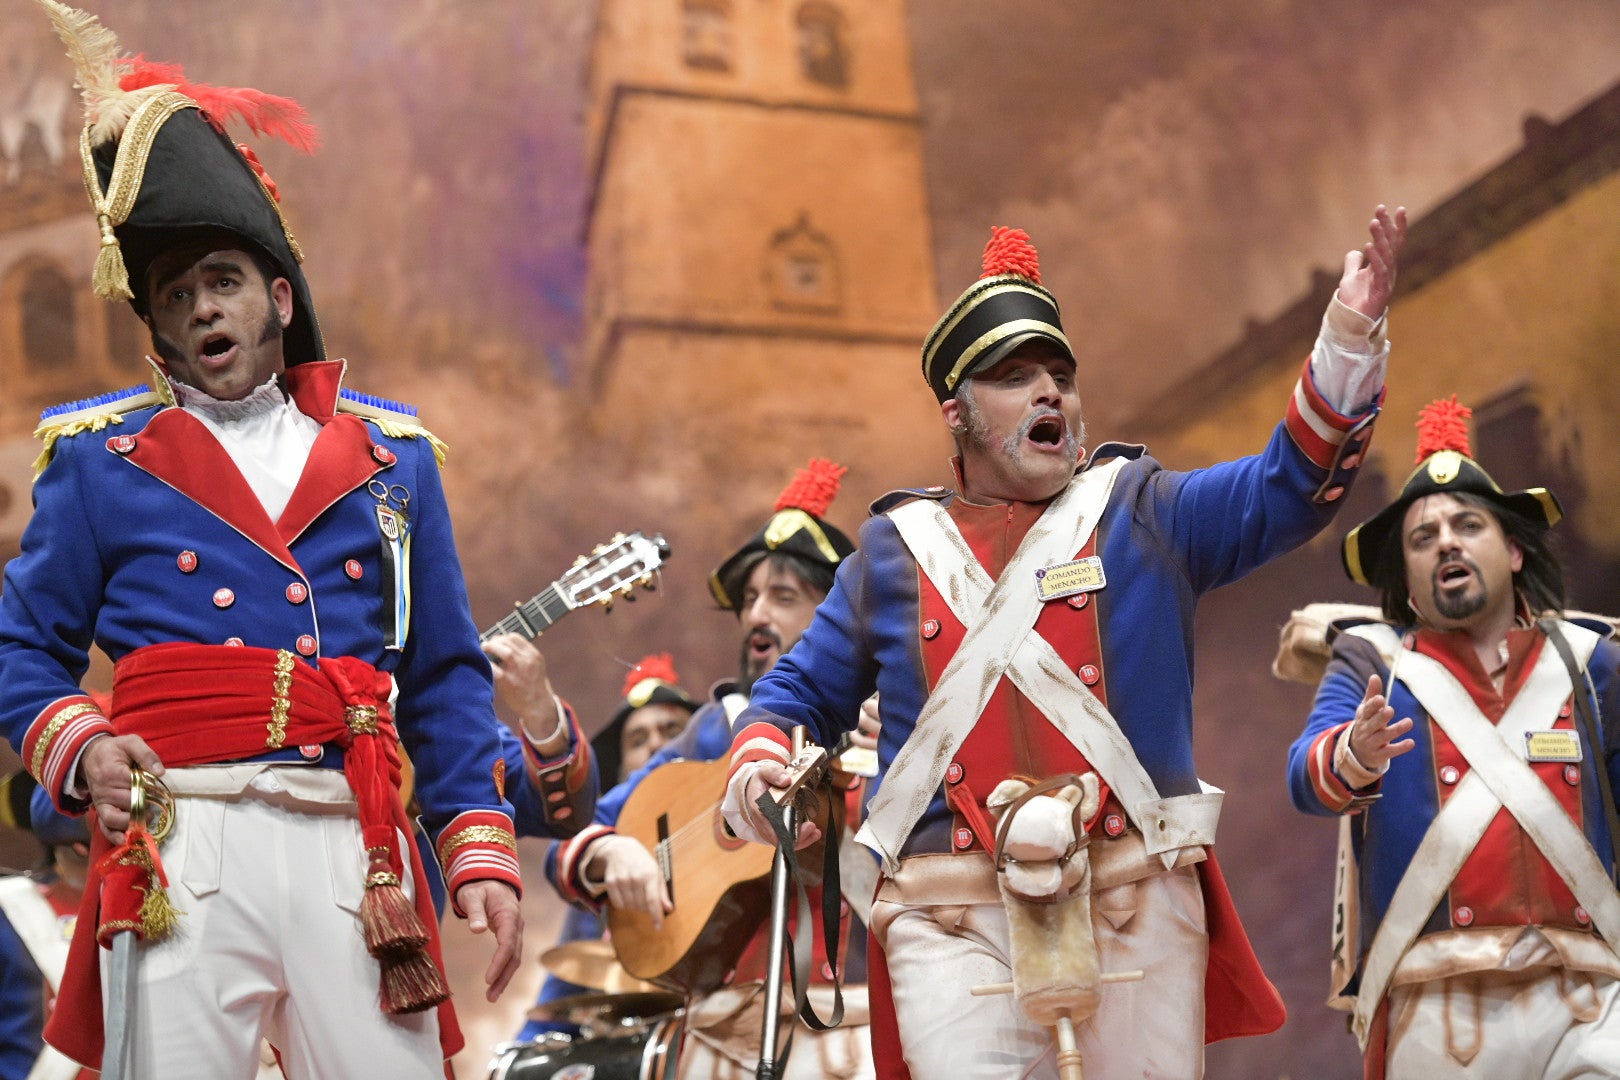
top-left (605, 756), bottom-right (777, 996)
top-left (479, 531), bottom-right (669, 641)
top-left (605, 736), bottom-right (850, 995)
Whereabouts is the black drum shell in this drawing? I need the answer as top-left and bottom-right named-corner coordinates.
top-left (487, 1015), bottom-right (683, 1080)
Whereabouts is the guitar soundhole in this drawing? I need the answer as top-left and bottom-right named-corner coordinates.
top-left (712, 808), bottom-right (749, 851)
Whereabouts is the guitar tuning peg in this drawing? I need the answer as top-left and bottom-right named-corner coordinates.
top-left (574, 555), bottom-right (587, 568)
top-left (623, 592), bottom-right (637, 602)
top-left (613, 532), bottom-right (625, 543)
top-left (600, 598), bottom-right (613, 612)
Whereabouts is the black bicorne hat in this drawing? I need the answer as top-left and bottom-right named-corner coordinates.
top-left (1342, 396), bottom-right (1562, 585)
top-left (921, 227), bottom-right (1074, 403)
top-left (42, 1), bottom-right (324, 363)
top-left (592, 654), bottom-right (697, 786)
top-left (709, 459), bottom-right (856, 611)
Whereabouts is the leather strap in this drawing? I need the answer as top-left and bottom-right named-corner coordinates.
top-left (1539, 617), bottom-right (1620, 888)
top-left (871, 459), bottom-right (1220, 872)
top-left (990, 773), bottom-right (1089, 876)
top-left (0, 877), bottom-right (66, 992)
top-left (753, 779), bottom-right (846, 1074)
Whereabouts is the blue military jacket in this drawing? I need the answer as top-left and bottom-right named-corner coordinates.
top-left (0, 361), bottom-right (517, 872)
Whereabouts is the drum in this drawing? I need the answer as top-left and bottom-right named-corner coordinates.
top-left (486, 1015), bottom-right (683, 1080)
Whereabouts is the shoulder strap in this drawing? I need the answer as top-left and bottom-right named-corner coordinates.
top-left (1539, 617), bottom-right (1620, 887)
top-left (861, 459), bottom-right (1126, 872)
top-left (0, 877), bottom-right (67, 992)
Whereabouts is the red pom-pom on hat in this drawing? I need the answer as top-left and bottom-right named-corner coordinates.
top-left (1413, 395), bottom-right (1473, 464)
top-left (980, 226), bottom-right (1042, 284)
top-left (775, 458), bottom-right (847, 518)
top-left (622, 653), bottom-right (680, 698)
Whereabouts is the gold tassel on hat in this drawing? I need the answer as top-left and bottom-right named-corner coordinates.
top-left (92, 212), bottom-right (132, 300)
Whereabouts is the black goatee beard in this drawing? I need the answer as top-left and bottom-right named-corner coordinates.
top-left (1430, 555), bottom-right (1489, 621)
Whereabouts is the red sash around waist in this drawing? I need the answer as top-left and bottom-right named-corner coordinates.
top-left (44, 642), bottom-right (463, 1068)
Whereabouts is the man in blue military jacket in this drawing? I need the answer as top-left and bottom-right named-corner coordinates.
top-left (0, 6), bottom-right (522, 1077)
top-left (723, 209), bottom-right (1404, 1078)
top-left (1290, 397), bottom-right (1620, 1078)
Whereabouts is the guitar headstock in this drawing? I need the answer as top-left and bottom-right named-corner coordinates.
top-left (558, 531), bottom-right (671, 612)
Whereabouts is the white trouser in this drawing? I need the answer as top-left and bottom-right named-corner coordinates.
top-left (677, 1021), bottom-right (874, 1080)
top-left (102, 773), bottom-right (441, 1080)
top-left (1385, 968), bottom-right (1620, 1079)
top-left (676, 983), bottom-right (873, 1080)
top-left (876, 865), bottom-right (1207, 1080)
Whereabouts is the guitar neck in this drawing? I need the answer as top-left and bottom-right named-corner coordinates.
top-left (480, 584), bottom-right (572, 642)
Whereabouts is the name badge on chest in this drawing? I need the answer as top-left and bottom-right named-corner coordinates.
top-left (1525, 730), bottom-right (1582, 763)
top-left (1035, 555), bottom-right (1106, 603)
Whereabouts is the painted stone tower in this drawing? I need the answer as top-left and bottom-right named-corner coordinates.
top-left (581, 0), bottom-right (944, 509)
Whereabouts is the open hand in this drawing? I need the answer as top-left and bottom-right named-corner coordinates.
top-left (1347, 673), bottom-right (1416, 772)
top-left (457, 880), bottom-right (524, 1003)
top-left (1338, 204), bottom-right (1408, 319)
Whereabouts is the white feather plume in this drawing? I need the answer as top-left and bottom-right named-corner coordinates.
top-left (34, 0), bottom-right (160, 146)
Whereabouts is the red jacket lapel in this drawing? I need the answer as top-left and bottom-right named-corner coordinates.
top-left (276, 413), bottom-right (386, 544)
top-left (120, 408), bottom-right (302, 573)
top-left (284, 359), bottom-right (347, 422)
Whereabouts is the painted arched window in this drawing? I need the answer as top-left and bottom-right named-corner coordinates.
top-left (796, 3), bottom-right (849, 89)
top-left (683, 0), bottom-right (734, 73)
top-left (767, 214), bottom-right (840, 313)
top-left (19, 261), bottom-right (75, 373)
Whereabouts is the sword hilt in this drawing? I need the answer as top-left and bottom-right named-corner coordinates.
top-left (126, 767), bottom-right (173, 841)
top-left (127, 766), bottom-right (148, 829)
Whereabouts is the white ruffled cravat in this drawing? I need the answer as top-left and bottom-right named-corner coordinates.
top-left (174, 375), bottom-right (323, 523)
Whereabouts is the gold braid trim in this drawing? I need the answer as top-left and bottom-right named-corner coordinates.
top-left (80, 91), bottom-right (194, 301)
top-left (31, 383), bottom-right (166, 479)
top-left (266, 650), bottom-right (295, 749)
top-left (372, 416), bottom-right (448, 467)
top-left (30, 702), bottom-right (102, 781)
top-left (438, 825), bottom-right (518, 866)
top-left (246, 167), bottom-right (306, 264)
top-left (32, 412), bottom-right (122, 478)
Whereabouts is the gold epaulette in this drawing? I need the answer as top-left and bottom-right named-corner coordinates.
top-left (336, 390), bottom-right (449, 466)
top-left (32, 382), bottom-right (167, 478)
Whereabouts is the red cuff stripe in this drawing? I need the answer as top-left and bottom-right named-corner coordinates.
top-left (436, 809), bottom-right (521, 914)
top-left (1285, 358), bottom-right (1358, 469)
top-left (24, 696), bottom-right (113, 804)
top-left (728, 723), bottom-right (791, 783)
top-left (556, 824), bottom-right (614, 905)
top-left (1308, 723), bottom-right (1355, 812)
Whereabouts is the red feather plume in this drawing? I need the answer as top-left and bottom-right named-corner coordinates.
top-left (1413, 395), bottom-right (1473, 464)
top-left (980, 226), bottom-right (1042, 283)
top-left (775, 458), bottom-right (847, 518)
top-left (119, 56), bottom-right (320, 154)
top-left (622, 653), bottom-right (680, 698)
